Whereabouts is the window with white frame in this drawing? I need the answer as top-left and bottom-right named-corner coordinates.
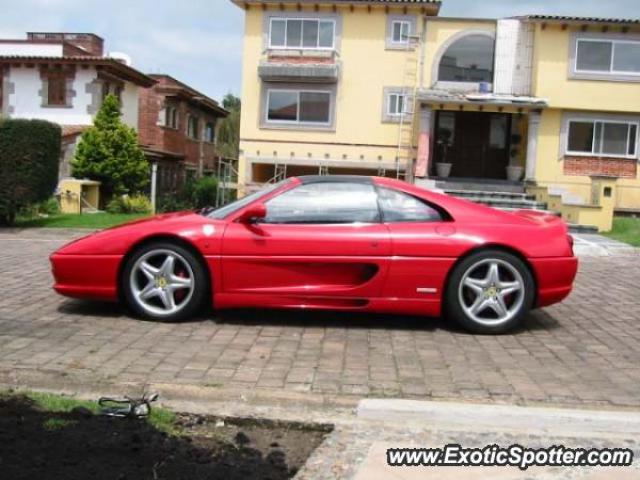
top-left (266, 89), bottom-right (331, 125)
top-left (391, 20), bottom-right (411, 44)
top-left (269, 18), bottom-right (335, 50)
top-left (567, 119), bottom-right (638, 158)
top-left (388, 93), bottom-right (407, 116)
top-left (575, 38), bottom-right (640, 75)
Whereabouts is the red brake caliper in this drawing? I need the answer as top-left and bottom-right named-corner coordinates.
top-left (174, 269), bottom-right (188, 302)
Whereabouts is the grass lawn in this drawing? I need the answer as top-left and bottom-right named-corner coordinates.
top-left (1, 389), bottom-right (329, 479)
top-left (603, 217), bottom-right (640, 247)
top-left (5, 390), bottom-right (178, 435)
top-left (14, 212), bottom-right (149, 229)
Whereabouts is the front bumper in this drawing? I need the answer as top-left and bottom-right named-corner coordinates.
top-left (50, 253), bottom-right (121, 301)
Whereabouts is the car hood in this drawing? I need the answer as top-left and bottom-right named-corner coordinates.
top-left (53, 211), bottom-right (225, 256)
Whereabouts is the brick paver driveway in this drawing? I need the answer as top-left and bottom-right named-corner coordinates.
top-left (1, 228), bottom-right (639, 408)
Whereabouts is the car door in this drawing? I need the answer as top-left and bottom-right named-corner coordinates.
top-left (220, 180), bottom-right (391, 309)
top-left (377, 186), bottom-right (457, 307)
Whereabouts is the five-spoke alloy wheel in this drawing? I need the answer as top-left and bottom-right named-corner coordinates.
top-left (446, 250), bottom-right (534, 334)
top-left (122, 242), bottom-right (208, 322)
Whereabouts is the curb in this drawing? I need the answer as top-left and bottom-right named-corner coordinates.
top-left (357, 398), bottom-right (640, 438)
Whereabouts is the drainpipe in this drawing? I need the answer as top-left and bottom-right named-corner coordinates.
top-left (150, 162), bottom-right (158, 214)
top-left (419, 15), bottom-right (427, 89)
top-left (193, 96), bottom-right (206, 177)
top-left (198, 131), bottom-right (204, 177)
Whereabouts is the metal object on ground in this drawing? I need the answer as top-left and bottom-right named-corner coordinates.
top-left (99, 392), bottom-right (159, 418)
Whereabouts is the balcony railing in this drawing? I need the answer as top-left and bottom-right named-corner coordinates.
top-left (258, 48), bottom-right (340, 83)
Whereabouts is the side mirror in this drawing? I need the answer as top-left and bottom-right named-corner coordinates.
top-left (238, 203), bottom-right (267, 224)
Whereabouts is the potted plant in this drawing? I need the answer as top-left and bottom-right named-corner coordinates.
top-left (436, 128), bottom-right (453, 178)
top-left (506, 133), bottom-right (524, 181)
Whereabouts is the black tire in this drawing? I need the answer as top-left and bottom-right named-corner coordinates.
top-left (121, 242), bottom-right (208, 322)
top-left (445, 249), bottom-right (535, 334)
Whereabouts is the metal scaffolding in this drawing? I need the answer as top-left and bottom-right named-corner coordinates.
top-left (395, 34), bottom-right (422, 182)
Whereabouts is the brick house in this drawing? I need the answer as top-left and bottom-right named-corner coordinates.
top-left (138, 74), bottom-right (229, 194)
top-left (0, 32), bottom-right (155, 179)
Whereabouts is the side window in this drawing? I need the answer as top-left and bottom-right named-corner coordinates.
top-left (388, 93), bottom-right (405, 116)
top-left (46, 73), bottom-right (68, 106)
top-left (378, 188), bottom-right (443, 223)
top-left (386, 15), bottom-right (416, 50)
top-left (264, 182), bottom-right (380, 224)
top-left (392, 21), bottom-right (411, 44)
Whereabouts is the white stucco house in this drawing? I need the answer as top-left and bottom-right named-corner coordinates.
top-left (0, 32), bottom-right (155, 178)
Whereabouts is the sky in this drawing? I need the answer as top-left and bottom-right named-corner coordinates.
top-left (2, 0), bottom-right (640, 103)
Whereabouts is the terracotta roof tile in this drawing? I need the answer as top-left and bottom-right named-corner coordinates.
top-left (523, 15), bottom-right (640, 25)
top-left (0, 56), bottom-right (155, 87)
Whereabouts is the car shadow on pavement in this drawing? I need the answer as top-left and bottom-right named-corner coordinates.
top-left (520, 310), bottom-right (561, 333)
top-left (57, 300), bottom-right (127, 318)
top-left (215, 309), bottom-right (447, 332)
top-left (213, 308), bottom-right (560, 334)
top-left (56, 300), bottom-right (560, 335)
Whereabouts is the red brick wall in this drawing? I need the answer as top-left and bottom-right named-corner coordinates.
top-left (138, 86), bottom-right (162, 148)
top-left (563, 156), bottom-right (638, 179)
top-left (26, 33), bottom-right (104, 56)
top-left (138, 81), bottom-right (222, 170)
top-left (67, 35), bottom-right (104, 56)
top-left (269, 55), bottom-right (334, 64)
top-left (184, 140), bottom-right (218, 171)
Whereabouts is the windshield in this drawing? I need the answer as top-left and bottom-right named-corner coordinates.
top-left (204, 179), bottom-right (291, 220)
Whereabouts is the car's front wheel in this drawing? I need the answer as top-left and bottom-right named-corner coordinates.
top-left (122, 242), bottom-right (208, 322)
top-left (445, 250), bottom-right (535, 334)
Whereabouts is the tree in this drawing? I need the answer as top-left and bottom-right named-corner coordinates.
top-left (0, 119), bottom-right (61, 226)
top-left (217, 93), bottom-right (240, 160)
top-left (222, 93), bottom-right (241, 111)
top-left (72, 94), bottom-right (149, 199)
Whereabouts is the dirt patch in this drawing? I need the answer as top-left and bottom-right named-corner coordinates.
top-left (0, 395), bottom-right (331, 480)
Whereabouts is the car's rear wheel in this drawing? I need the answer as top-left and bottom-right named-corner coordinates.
top-left (445, 250), bottom-right (534, 334)
top-left (122, 242), bottom-right (207, 322)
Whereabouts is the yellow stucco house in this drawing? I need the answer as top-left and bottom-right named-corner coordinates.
top-left (230, 0), bottom-right (640, 231)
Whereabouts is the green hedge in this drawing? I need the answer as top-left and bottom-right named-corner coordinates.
top-left (0, 119), bottom-right (61, 225)
top-left (158, 175), bottom-right (219, 213)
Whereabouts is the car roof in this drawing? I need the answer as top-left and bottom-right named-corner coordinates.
top-left (297, 175), bottom-right (373, 185)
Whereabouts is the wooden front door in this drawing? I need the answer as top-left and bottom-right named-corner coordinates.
top-left (434, 111), bottom-right (512, 179)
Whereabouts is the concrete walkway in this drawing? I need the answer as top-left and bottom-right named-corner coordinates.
top-left (572, 233), bottom-right (638, 257)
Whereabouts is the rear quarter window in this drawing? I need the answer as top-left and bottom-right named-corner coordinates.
top-left (378, 187), bottom-right (445, 223)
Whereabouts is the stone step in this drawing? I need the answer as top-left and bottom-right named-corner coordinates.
top-left (447, 193), bottom-right (548, 211)
top-left (435, 179), bottom-right (525, 194)
top-left (444, 189), bottom-right (536, 202)
top-left (568, 224), bottom-right (599, 234)
top-left (499, 207), bottom-right (561, 216)
top-left (443, 188), bottom-right (600, 232)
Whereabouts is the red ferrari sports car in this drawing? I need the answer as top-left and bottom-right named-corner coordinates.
top-left (51, 176), bottom-right (578, 334)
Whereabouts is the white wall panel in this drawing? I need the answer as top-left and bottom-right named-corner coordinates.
top-left (0, 43), bottom-right (63, 57)
top-left (494, 19), bottom-right (534, 96)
